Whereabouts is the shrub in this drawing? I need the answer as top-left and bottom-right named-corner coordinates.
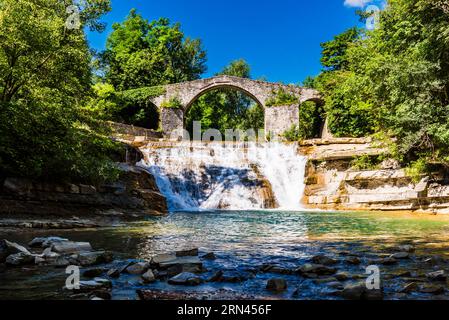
top-left (405, 158), bottom-right (428, 183)
top-left (160, 97), bottom-right (183, 109)
top-left (350, 155), bottom-right (379, 171)
top-left (265, 88), bottom-right (299, 107)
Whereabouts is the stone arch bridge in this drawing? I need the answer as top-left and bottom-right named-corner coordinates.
top-left (150, 75), bottom-right (324, 139)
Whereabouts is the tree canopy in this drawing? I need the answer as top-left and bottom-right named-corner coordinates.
top-left (0, 0), bottom-right (119, 184)
top-left (309, 0), bottom-right (449, 172)
top-left (320, 27), bottom-right (361, 72)
top-left (102, 10), bottom-right (207, 91)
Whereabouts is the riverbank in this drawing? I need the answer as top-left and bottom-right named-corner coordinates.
top-left (0, 163), bottom-right (168, 228)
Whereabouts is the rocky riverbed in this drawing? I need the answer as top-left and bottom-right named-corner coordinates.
top-left (1, 210), bottom-right (449, 300)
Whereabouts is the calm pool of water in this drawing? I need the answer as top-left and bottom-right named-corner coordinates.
top-left (2, 210), bottom-right (449, 300)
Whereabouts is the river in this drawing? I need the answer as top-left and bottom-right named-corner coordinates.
top-left (2, 210), bottom-right (449, 300)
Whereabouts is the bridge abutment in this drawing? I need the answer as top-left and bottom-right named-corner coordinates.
top-left (161, 108), bottom-right (185, 140)
top-left (264, 105), bottom-right (299, 140)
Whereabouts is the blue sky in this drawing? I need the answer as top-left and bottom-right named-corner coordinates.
top-left (87, 0), bottom-right (379, 84)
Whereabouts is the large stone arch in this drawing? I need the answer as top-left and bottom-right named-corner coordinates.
top-left (150, 75), bottom-right (324, 140)
top-left (184, 84), bottom-right (265, 113)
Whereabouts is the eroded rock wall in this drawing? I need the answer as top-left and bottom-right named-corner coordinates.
top-left (0, 164), bottom-right (168, 218)
top-left (300, 140), bottom-right (449, 214)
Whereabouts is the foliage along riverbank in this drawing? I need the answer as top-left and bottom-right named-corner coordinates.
top-left (305, 0), bottom-right (449, 177)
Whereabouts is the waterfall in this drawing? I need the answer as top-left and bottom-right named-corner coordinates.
top-left (138, 142), bottom-right (308, 212)
top-left (248, 143), bottom-right (308, 210)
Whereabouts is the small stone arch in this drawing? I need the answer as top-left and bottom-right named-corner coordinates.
top-left (298, 97), bottom-right (328, 139)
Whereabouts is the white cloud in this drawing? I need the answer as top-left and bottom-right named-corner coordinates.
top-left (344, 0), bottom-right (373, 8)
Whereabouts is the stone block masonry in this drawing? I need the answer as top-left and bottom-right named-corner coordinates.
top-left (265, 105), bottom-right (299, 139)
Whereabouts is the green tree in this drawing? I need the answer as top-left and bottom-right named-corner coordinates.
top-left (347, 0), bottom-right (449, 167)
top-left (0, 0), bottom-right (118, 184)
top-left (314, 0), bottom-right (449, 171)
top-left (320, 27), bottom-right (361, 71)
top-left (102, 10), bottom-right (207, 91)
top-left (302, 76), bottom-right (316, 89)
top-left (313, 26), bottom-right (375, 138)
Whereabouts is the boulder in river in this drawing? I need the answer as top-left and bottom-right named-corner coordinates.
top-left (201, 252), bottom-right (216, 260)
top-left (35, 247), bottom-right (62, 265)
top-left (266, 278), bottom-right (287, 292)
top-left (0, 240), bottom-right (8, 262)
top-left (219, 272), bottom-right (248, 283)
top-left (29, 237), bottom-right (68, 248)
top-left (53, 256), bottom-right (71, 267)
top-left (397, 245), bottom-right (415, 253)
top-left (426, 270), bottom-right (447, 282)
top-left (389, 252), bottom-right (409, 260)
top-left (168, 272), bottom-right (203, 286)
top-left (5, 252), bottom-right (35, 266)
top-left (340, 282), bottom-right (383, 300)
top-left (142, 269), bottom-right (156, 283)
top-left (51, 241), bottom-right (92, 254)
top-left (400, 282), bottom-right (419, 293)
top-left (83, 268), bottom-right (107, 278)
top-left (419, 284), bottom-right (445, 295)
top-left (296, 263), bottom-right (337, 276)
top-left (126, 262), bottom-right (149, 275)
top-left (207, 270), bottom-right (224, 282)
top-left (176, 248), bottom-right (198, 257)
top-left (106, 268), bottom-right (121, 278)
top-left (327, 281), bottom-right (344, 290)
top-left (73, 278), bottom-right (112, 292)
top-left (313, 277), bottom-right (338, 284)
top-left (151, 253), bottom-right (177, 265)
top-left (1, 240), bottom-right (30, 256)
top-left (345, 256), bottom-right (361, 265)
top-left (381, 257), bottom-right (398, 265)
top-left (423, 256), bottom-right (446, 266)
top-left (106, 262), bottom-right (132, 278)
top-left (75, 251), bottom-right (113, 267)
top-left (335, 272), bottom-right (350, 281)
top-left (158, 256), bottom-right (203, 272)
top-left (311, 255), bottom-right (338, 266)
top-left (268, 266), bottom-right (294, 275)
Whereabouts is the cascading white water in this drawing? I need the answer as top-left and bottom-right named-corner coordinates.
top-left (138, 142), bottom-right (308, 212)
top-left (248, 143), bottom-right (308, 210)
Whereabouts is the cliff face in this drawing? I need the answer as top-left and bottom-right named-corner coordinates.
top-left (0, 164), bottom-right (168, 219)
top-left (300, 139), bottom-right (449, 214)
